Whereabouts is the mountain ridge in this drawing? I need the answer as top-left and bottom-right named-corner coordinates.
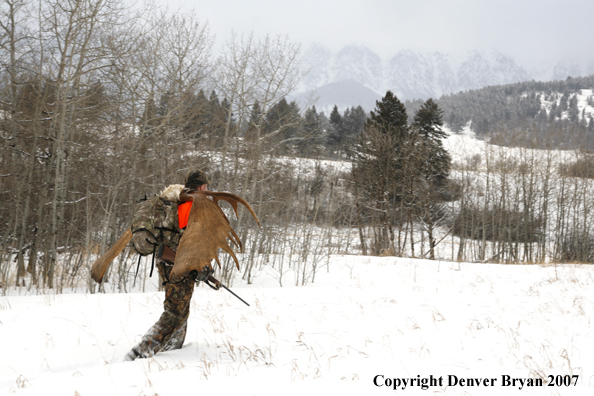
top-left (295, 44), bottom-right (594, 113)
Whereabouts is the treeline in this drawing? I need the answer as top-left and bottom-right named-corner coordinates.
top-left (0, 0), bottom-right (381, 292)
top-left (361, 92), bottom-right (594, 265)
top-left (2, 0), bottom-right (594, 293)
top-left (404, 75), bottom-right (594, 149)
top-left (450, 142), bottom-right (594, 265)
top-left (0, 0), bottom-right (338, 291)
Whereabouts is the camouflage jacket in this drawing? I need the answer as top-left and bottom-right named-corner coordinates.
top-left (131, 184), bottom-right (185, 256)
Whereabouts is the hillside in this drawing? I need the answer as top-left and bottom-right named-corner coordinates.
top-left (403, 75), bottom-right (594, 149)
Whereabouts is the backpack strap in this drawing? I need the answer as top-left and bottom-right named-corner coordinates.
top-left (133, 254), bottom-right (142, 288)
top-left (149, 244), bottom-right (156, 278)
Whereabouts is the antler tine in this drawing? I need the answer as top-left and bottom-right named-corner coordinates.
top-left (204, 192), bottom-right (261, 228)
top-left (213, 196), bottom-right (240, 218)
top-left (227, 228), bottom-right (242, 251)
top-left (220, 243), bottom-right (241, 270)
top-left (210, 196), bottom-right (231, 224)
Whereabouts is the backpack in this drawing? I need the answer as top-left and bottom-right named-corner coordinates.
top-left (130, 195), bottom-right (181, 256)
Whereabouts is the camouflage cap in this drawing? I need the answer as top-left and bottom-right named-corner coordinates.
top-left (185, 169), bottom-right (210, 189)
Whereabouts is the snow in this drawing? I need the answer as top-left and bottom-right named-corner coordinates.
top-left (442, 123), bottom-right (584, 174)
top-left (576, 89), bottom-right (594, 124)
top-left (537, 90), bottom-right (594, 125)
top-left (442, 125), bottom-right (486, 163)
top-left (2, 256), bottom-right (594, 395)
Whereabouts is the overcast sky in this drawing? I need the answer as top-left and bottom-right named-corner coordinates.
top-left (169, 0), bottom-right (593, 69)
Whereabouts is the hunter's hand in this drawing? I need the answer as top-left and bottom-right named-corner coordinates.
top-left (207, 275), bottom-right (221, 290)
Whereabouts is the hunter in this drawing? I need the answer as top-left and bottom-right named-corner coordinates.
top-left (125, 169), bottom-right (210, 361)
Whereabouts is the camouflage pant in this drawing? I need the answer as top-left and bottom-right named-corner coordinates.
top-left (125, 260), bottom-right (195, 361)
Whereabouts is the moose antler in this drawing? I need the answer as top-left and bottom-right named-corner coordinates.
top-left (168, 191), bottom-right (261, 283)
top-left (91, 228), bottom-right (133, 283)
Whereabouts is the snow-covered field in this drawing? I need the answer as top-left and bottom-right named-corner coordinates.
top-left (2, 256), bottom-right (593, 395)
top-left (3, 115), bottom-right (594, 395)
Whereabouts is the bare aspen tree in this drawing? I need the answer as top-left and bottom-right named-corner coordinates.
top-left (38, 0), bottom-right (127, 287)
top-left (214, 32), bottom-right (257, 176)
top-left (208, 32), bottom-right (306, 283)
top-left (214, 33), bottom-right (305, 179)
top-left (0, 0), bottom-right (31, 285)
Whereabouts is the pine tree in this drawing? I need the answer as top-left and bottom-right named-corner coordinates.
top-left (411, 99), bottom-right (453, 259)
top-left (412, 98), bottom-right (451, 182)
top-left (549, 102), bottom-right (558, 122)
top-left (205, 91), bottom-right (226, 146)
top-left (329, 105), bottom-right (342, 126)
top-left (263, 97), bottom-right (302, 153)
top-left (209, 90), bottom-right (220, 108)
top-left (366, 91), bottom-right (408, 138)
top-left (568, 94), bottom-right (579, 122)
top-left (413, 98), bottom-right (447, 142)
top-left (157, 91), bottom-right (172, 119)
top-left (298, 106), bottom-right (322, 157)
top-left (342, 106), bottom-right (367, 139)
top-left (183, 89), bottom-right (209, 139)
top-left (351, 91), bottom-right (410, 255)
top-left (244, 101), bottom-right (262, 141)
top-left (327, 105), bottom-right (344, 155)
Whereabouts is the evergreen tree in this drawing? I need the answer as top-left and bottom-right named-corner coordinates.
top-left (264, 97), bottom-right (302, 153)
top-left (341, 106), bottom-right (366, 147)
top-left (327, 105), bottom-right (344, 154)
top-left (326, 105), bottom-right (367, 158)
top-left (297, 106), bottom-right (322, 157)
top-left (413, 98), bottom-right (447, 142)
top-left (209, 90), bottom-right (220, 108)
top-left (244, 100), bottom-right (262, 141)
top-left (549, 102), bottom-right (558, 122)
top-left (568, 94), bottom-right (579, 122)
top-left (559, 92), bottom-right (569, 111)
top-left (351, 92), bottom-right (410, 254)
top-left (366, 91), bottom-right (408, 138)
top-left (411, 99), bottom-right (453, 259)
top-left (157, 90), bottom-right (172, 119)
top-left (205, 90), bottom-right (226, 146)
top-left (329, 105), bottom-right (342, 126)
top-left (446, 111), bottom-right (465, 133)
top-left (412, 98), bottom-right (451, 182)
top-left (536, 108), bottom-right (548, 127)
top-left (141, 97), bottom-right (159, 132)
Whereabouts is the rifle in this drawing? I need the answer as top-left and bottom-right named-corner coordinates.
top-left (204, 275), bottom-right (251, 307)
top-left (160, 244), bottom-right (250, 307)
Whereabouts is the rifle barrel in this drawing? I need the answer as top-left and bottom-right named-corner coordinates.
top-left (220, 284), bottom-right (250, 306)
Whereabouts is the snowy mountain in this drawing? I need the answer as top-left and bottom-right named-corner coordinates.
top-left (295, 44), bottom-right (594, 112)
top-left (292, 80), bottom-right (381, 115)
top-left (386, 50), bottom-right (437, 100)
top-left (456, 50), bottom-right (532, 91)
top-left (552, 61), bottom-right (594, 81)
top-left (332, 45), bottom-right (384, 93)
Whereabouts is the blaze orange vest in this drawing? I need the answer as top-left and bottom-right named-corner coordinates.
top-left (178, 202), bottom-right (192, 229)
